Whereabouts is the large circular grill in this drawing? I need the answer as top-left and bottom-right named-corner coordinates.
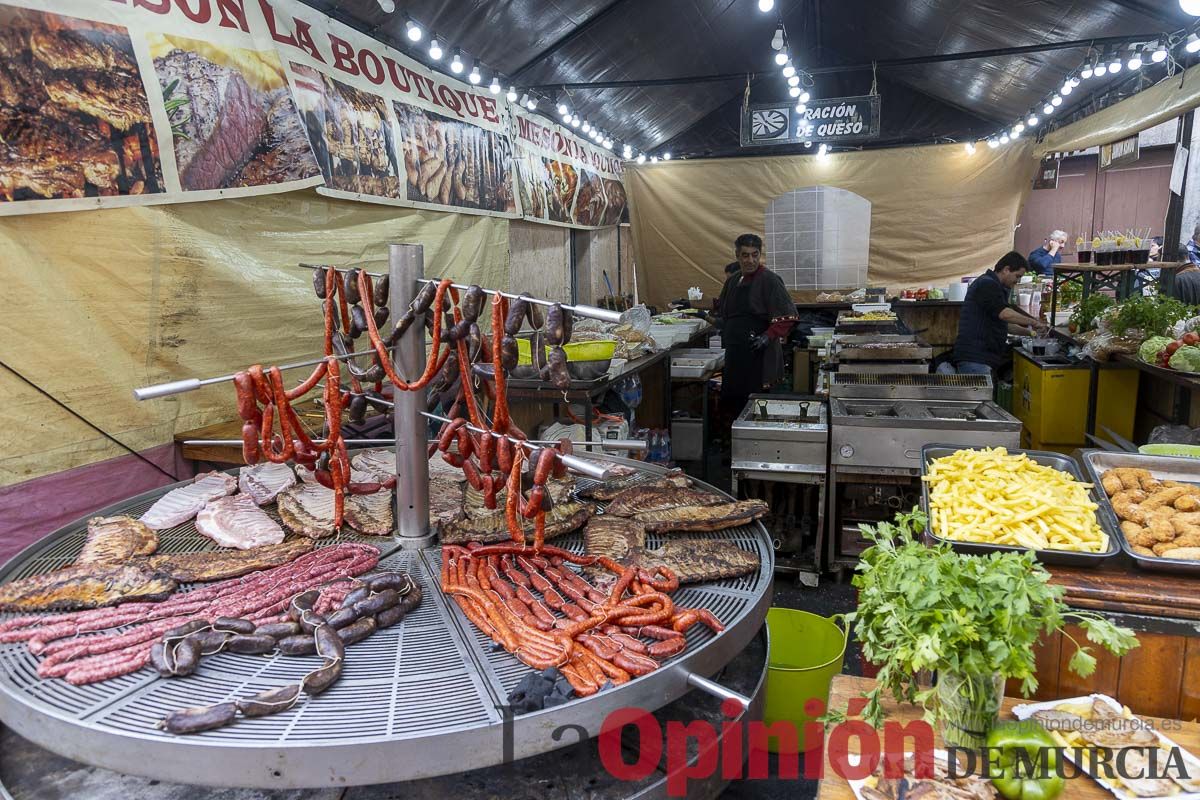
top-left (0, 458), bottom-right (773, 788)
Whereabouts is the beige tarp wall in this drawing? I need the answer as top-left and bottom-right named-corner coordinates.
top-left (1039, 64), bottom-right (1200, 156)
top-left (625, 141), bottom-right (1037, 307)
top-left (0, 190), bottom-right (509, 486)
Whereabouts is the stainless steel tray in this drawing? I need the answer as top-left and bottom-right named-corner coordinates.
top-left (1081, 450), bottom-right (1200, 575)
top-left (920, 445), bottom-right (1120, 566)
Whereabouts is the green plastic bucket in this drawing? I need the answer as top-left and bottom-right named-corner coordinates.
top-left (762, 608), bottom-right (848, 753)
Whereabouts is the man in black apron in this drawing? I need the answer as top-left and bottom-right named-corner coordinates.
top-left (715, 234), bottom-right (798, 427)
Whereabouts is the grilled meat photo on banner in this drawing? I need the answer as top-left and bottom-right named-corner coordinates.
top-left (150, 36), bottom-right (319, 192)
top-left (0, 7), bottom-right (163, 202)
top-left (289, 62), bottom-right (400, 199)
top-left (394, 103), bottom-right (516, 213)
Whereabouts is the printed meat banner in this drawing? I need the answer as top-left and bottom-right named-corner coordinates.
top-left (264, 0), bottom-right (519, 216)
top-left (0, 0), bottom-right (322, 216)
top-left (510, 107), bottom-right (627, 230)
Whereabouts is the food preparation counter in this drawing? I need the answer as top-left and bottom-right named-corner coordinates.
top-left (816, 675), bottom-right (1200, 800)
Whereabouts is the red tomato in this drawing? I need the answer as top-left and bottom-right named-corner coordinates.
top-left (1167, 341), bottom-right (1183, 356)
top-left (1184, 332), bottom-right (1200, 346)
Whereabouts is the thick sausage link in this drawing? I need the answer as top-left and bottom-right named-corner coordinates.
top-left (546, 346), bottom-right (570, 391)
top-left (461, 285), bottom-right (485, 322)
top-left (238, 685), bottom-right (301, 718)
top-left (505, 299), bottom-right (527, 335)
top-left (373, 274), bottom-right (390, 306)
top-left (313, 266), bottom-right (329, 299)
top-left (350, 304), bottom-right (369, 339)
top-left (337, 617), bottom-right (377, 646)
top-left (225, 634), bottom-right (276, 655)
top-left (344, 268), bottom-right (362, 303)
top-left (411, 281), bottom-right (437, 314)
top-left (213, 617), bottom-right (256, 635)
top-left (302, 658), bottom-right (343, 695)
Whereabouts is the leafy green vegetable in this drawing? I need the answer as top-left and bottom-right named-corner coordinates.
top-left (161, 77), bottom-right (192, 142)
top-left (1068, 294), bottom-right (1114, 332)
top-left (1138, 336), bottom-right (1172, 364)
top-left (1108, 295), bottom-right (1194, 338)
top-left (1169, 345), bottom-right (1200, 372)
top-left (828, 510), bottom-right (1139, 729)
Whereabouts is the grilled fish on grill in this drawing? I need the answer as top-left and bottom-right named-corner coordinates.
top-left (75, 516), bottom-right (158, 565)
top-left (634, 501), bottom-right (769, 533)
top-left (0, 563), bottom-right (175, 612)
top-left (603, 484), bottom-right (725, 517)
top-left (576, 467), bottom-right (691, 501)
top-left (582, 517), bottom-right (760, 584)
top-left (139, 471), bottom-right (237, 530)
top-left (238, 462), bottom-right (296, 505)
top-left (147, 538), bottom-right (313, 583)
top-left (196, 494), bottom-right (286, 550)
top-left (29, 29), bottom-right (136, 73)
top-left (45, 71), bottom-right (151, 131)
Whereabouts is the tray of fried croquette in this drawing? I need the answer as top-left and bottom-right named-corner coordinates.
top-left (1082, 450), bottom-right (1200, 574)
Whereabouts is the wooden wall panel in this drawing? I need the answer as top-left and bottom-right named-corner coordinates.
top-left (1016, 156), bottom-right (1097, 259)
top-left (1115, 632), bottom-right (1186, 719)
top-left (1094, 148), bottom-right (1175, 241)
top-left (1056, 624), bottom-right (1120, 699)
top-left (508, 220), bottom-right (570, 301)
top-left (1180, 638), bottom-right (1200, 723)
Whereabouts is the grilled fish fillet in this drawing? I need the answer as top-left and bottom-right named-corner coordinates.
top-left (0, 563), bottom-right (175, 612)
top-left (75, 515), bottom-right (158, 565)
top-left (147, 538), bottom-right (313, 583)
top-left (635, 500), bottom-right (769, 533)
top-left (576, 467), bottom-right (691, 501)
top-left (604, 485), bottom-right (726, 517)
top-left (238, 462), bottom-right (296, 505)
top-left (139, 471), bottom-right (237, 530)
top-left (195, 494), bottom-right (286, 550)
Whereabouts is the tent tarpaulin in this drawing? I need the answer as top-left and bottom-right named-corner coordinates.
top-left (0, 189), bottom-right (508, 487)
top-left (625, 140), bottom-right (1036, 307)
top-left (1038, 65), bottom-right (1200, 156)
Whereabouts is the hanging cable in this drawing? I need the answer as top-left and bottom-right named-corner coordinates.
top-left (0, 359), bottom-right (181, 482)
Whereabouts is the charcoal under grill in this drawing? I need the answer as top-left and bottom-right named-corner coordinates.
top-left (830, 372), bottom-right (993, 401)
top-left (0, 457), bottom-right (772, 789)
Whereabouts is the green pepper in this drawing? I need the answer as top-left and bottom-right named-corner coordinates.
top-left (987, 722), bottom-right (1064, 800)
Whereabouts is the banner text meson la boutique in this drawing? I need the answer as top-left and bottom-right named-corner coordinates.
top-left (106, 0), bottom-right (500, 124)
top-left (514, 116), bottom-right (623, 175)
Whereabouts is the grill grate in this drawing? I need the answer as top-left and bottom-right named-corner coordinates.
top-left (0, 461), bottom-right (771, 784)
top-left (834, 373), bottom-right (990, 387)
top-left (830, 371), bottom-right (993, 401)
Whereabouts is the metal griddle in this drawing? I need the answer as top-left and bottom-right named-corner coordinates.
top-left (830, 372), bottom-right (993, 401)
top-left (0, 457), bottom-right (773, 790)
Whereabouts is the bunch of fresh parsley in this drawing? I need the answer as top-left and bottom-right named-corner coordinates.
top-left (830, 510), bottom-right (1138, 728)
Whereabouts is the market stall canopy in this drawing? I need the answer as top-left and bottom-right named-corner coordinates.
top-left (304, 0), bottom-right (1198, 158)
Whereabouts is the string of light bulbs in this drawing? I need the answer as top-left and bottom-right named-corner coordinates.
top-left (967, 28), bottom-right (1195, 154)
top-left (376, 5), bottom-right (651, 162)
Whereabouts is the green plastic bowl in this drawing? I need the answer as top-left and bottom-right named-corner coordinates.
top-left (1138, 444), bottom-right (1200, 459)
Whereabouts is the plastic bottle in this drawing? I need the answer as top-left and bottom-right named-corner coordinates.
top-left (660, 429), bottom-right (672, 464)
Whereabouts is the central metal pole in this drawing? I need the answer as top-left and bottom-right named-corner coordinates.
top-left (391, 244), bottom-right (435, 550)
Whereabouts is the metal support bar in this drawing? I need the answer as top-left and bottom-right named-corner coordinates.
top-left (421, 411), bottom-right (612, 480)
top-left (684, 672), bottom-right (750, 711)
top-left (413, 279), bottom-right (623, 324)
top-left (182, 437), bottom-right (648, 451)
top-left (391, 244), bottom-right (434, 550)
top-left (133, 350), bottom-right (378, 401)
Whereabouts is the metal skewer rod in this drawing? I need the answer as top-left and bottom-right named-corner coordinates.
top-left (298, 262), bottom-right (385, 278)
top-left (412, 278), bottom-right (624, 324)
top-left (181, 437), bottom-right (648, 451)
top-left (421, 411), bottom-right (611, 479)
top-left (133, 349), bottom-right (380, 401)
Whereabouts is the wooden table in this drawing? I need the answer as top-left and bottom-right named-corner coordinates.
top-left (175, 399), bottom-right (329, 466)
top-left (818, 674), bottom-right (1200, 800)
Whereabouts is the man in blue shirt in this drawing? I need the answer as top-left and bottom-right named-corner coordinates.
top-left (1028, 229), bottom-right (1067, 277)
top-left (1186, 225), bottom-right (1200, 266)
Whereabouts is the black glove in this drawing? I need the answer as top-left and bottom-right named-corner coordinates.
top-left (750, 333), bottom-right (770, 352)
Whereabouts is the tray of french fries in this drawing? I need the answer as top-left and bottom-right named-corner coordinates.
top-left (920, 445), bottom-right (1119, 566)
top-left (1012, 694), bottom-right (1200, 800)
top-left (1082, 450), bottom-right (1200, 574)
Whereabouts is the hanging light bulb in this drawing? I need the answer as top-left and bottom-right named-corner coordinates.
top-left (757, 0), bottom-right (774, 11)
top-left (817, 143), bottom-right (828, 158)
top-left (795, 102), bottom-right (807, 114)
top-left (428, 37), bottom-right (443, 60)
top-left (450, 51), bottom-right (464, 74)
top-left (1061, 81), bottom-right (1073, 96)
top-left (560, 111), bottom-right (571, 123)
top-left (526, 96), bottom-right (537, 110)
top-left (1108, 54), bottom-right (1123, 74)
top-left (623, 145), bottom-right (633, 159)
top-left (1081, 60), bottom-right (1094, 80)
top-left (1182, 0), bottom-right (1200, 15)
top-left (1152, 39), bottom-right (1169, 63)
top-left (789, 86), bottom-right (801, 97)
top-left (964, 141), bottom-right (976, 155)
top-left (988, 138), bottom-right (999, 149)
top-left (1011, 128), bottom-right (1022, 140)
top-left (636, 154), bottom-right (646, 164)
top-left (468, 61), bottom-right (482, 84)
top-left (1014, 123), bottom-right (1025, 134)
top-left (663, 152), bottom-right (671, 160)
top-left (782, 62), bottom-right (796, 78)
top-left (799, 90), bottom-right (811, 103)
top-left (771, 24), bottom-right (785, 51)
top-left (1128, 45), bottom-right (1144, 70)
top-left (803, 140), bottom-right (812, 148)
top-left (775, 49), bottom-right (789, 66)
top-left (1068, 76), bottom-right (1081, 87)
top-left (557, 101), bottom-right (569, 116)
top-left (507, 86), bottom-right (518, 102)
top-left (1094, 60), bottom-right (1109, 77)
top-left (581, 120), bottom-right (591, 133)
top-left (489, 76), bottom-right (501, 94)
top-left (1028, 113), bottom-right (1039, 126)
top-left (787, 75), bottom-right (800, 87)
top-left (604, 139), bottom-right (613, 150)
top-left (1050, 94), bottom-right (1062, 106)
top-left (1000, 134), bottom-right (1010, 144)
top-left (405, 18), bottom-right (423, 42)
top-left (1043, 103), bottom-right (1054, 115)
top-left (651, 156), bottom-right (659, 163)
top-left (571, 116), bottom-right (580, 127)
top-left (1187, 34), bottom-right (1200, 53)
